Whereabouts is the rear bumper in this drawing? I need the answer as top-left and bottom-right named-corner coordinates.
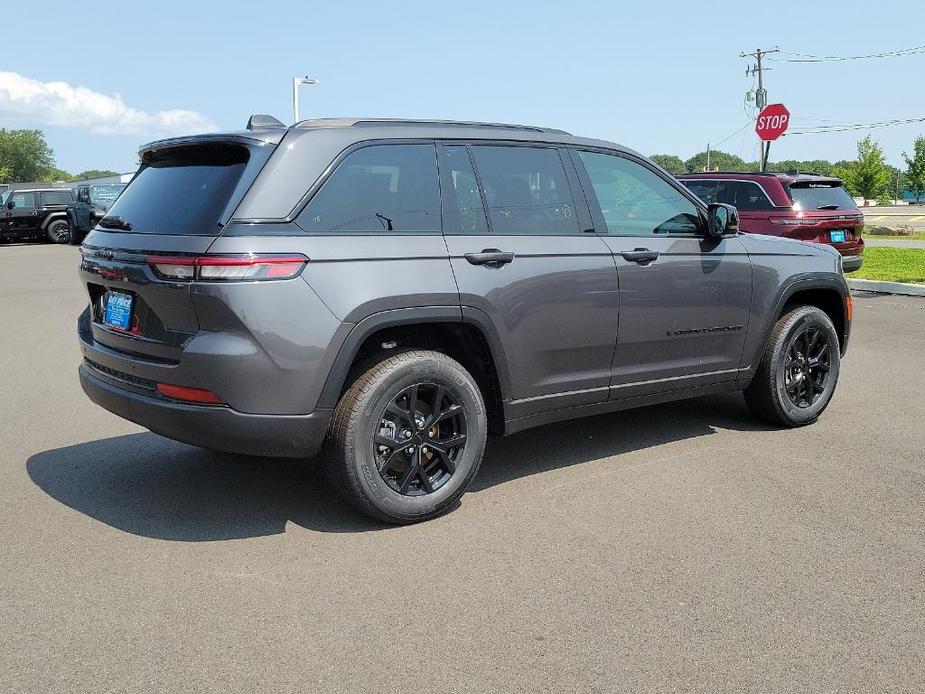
top-left (841, 255), bottom-right (863, 273)
top-left (79, 363), bottom-right (331, 458)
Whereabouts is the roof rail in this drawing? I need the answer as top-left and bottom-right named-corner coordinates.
top-left (294, 117), bottom-right (570, 135)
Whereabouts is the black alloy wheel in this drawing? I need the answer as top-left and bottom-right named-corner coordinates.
top-left (373, 382), bottom-right (467, 496)
top-left (783, 326), bottom-right (832, 408)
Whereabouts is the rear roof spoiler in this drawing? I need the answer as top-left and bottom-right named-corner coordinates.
top-left (246, 114), bottom-right (286, 130)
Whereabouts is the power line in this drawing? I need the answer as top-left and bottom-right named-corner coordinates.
top-left (786, 116), bottom-right (925, 135)
top-left (770, 45), bottom-right (925, 63)
top-left (712, 119), bottom-right (757, 148)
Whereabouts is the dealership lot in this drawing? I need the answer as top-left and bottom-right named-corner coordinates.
top-left (1, 243), bottom-right (923, 693)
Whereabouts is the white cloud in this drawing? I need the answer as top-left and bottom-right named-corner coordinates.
top-left (0, 71), bottom-right (217, 136)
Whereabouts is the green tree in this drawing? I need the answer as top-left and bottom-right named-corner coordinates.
top-left (650, 154), bottom-right (687, 175)
top-left (684, 149), bottom-right (749, 173)
top-left (73, 169), bottom-right (120, 180)
top-left (846, 135), bottom-right (891, 206)
top-left (902, 135), bottom-right (925, 203)
top-left (43, 167), bottom-right (76, 183)
top-left (0, 129), bottom-right (55, 182)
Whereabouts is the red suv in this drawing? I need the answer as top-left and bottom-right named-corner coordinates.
top-left (678, 172), bottom-right (864, 271)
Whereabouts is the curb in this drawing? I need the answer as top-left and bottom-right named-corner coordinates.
top-left (848, 278), bottom-right (925, 297)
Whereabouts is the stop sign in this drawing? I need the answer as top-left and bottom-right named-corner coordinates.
top-left (755, 103), bottom-right (790, 141)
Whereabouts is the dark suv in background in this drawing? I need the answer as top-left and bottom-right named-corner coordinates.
top-left (77, 117), bottom-right (851, 523)
top-left (68, 182), bottom-right (126, 245)
top-left (678, 172), bottom-right (864, 271)
top-left (1, 187), bottom-right (75, 243)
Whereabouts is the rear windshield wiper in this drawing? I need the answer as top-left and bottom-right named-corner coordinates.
top-left (816, 204), bottom-right (840, 210)
top-left (98, 216), bottom-right (133, 231)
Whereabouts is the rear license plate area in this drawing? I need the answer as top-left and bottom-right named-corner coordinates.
top-left (104, 291), bottom-right (134, 330)
top-left (829, 230), bottom-right (847, 243)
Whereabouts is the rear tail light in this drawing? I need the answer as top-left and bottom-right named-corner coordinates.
top-left (156, 382), bottom-right (225, 405)
top-left (147, 254), bottom-right (308, 282)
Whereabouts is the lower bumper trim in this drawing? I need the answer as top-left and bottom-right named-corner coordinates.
top-left (79, 365), bottom-right (331, 458)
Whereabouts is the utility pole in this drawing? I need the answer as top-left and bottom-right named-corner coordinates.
top-left (742, 47), bottom-right (779, 171)
top-left (706, 143), bottom-right (711, 172)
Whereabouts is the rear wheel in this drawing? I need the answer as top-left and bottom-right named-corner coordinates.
top-left (324, 349), bottom-right (487, 524)
top-left (46, 219), bottom-right (72, 244)
top-left (744, 305), bottom-right (841, 427)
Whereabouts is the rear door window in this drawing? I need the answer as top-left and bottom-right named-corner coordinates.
top-left (298, 143), bottom-right (441, 233)
top-left (438, 145), bottom-right (488, 234)
top-left (788, 182), bottom-right (858, 211)
top-left (683, 179), bottom-right (774, 210)
top-left (103, 144), bottom-right (249, 235)
top-left (40, 190), bottom-right (74, 206)
top-left (469, 145), bottom-right (579, 235)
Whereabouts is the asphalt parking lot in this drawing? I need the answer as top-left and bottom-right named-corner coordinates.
top-left (2, 243), bottom-right (923, 693)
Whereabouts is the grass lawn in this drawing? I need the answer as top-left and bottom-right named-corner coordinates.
top-left (847, 247), bottom-right (925, 284)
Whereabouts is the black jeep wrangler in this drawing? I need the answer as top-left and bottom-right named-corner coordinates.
top-left (1, 188), bottom-right (76, 243)
top-left (68, 183), bottom-right (126, 245)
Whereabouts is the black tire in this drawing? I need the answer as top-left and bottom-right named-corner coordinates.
top-left (744, 305), bottom-right (841, 427)
top-left (324, 349), bottom-right (487, 524)
top-left (46, 218), bottom-right (72, 244)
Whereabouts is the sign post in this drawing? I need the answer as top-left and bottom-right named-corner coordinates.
top-left (755, 103), bottom-right (790, 171)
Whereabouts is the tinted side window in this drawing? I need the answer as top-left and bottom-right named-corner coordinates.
top-left (470, 145), bottom-right (578, 235)
top-left (439, 145), bottom-right (488, 234)
top-left (10, 192), bottom-right (36, 208)
top-left (727, 181), bottom-right (773, 210)
top-left (577, 151), bottom-right (700, 236)
top-left (40, 190), bottom-right (74, 205)
top-left (299, 144), bottom-right (440, 233)
top-left (683, 180), bottom-right (719, 204)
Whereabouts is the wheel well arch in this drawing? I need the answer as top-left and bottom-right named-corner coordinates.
top-left (40, 212), bottom-right (69, 230)
top-left (780, 285), bottom-right (847, 351)
top-left (319, 309), bottom-right (509, 435)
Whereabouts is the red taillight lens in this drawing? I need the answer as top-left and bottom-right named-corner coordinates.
top-left (146, 254), bottom-right (308, 281)
top-left (156, 382), bottom-right (225, 405)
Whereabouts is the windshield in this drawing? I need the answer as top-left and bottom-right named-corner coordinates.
top-left (102, 144), bottom-right (249, 235)
top-left (788, 182), bottom-right (857, 211)
top-left (89, 183), bottom-right (125, 208)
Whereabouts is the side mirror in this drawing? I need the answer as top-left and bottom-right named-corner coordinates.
top-left (706, 202), bottom-right (739, 238)
top-left (5, 200), bottom-right (14, 210)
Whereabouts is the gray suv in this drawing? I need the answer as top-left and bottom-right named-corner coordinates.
top-left (77, 117), bottom-right (851, 523)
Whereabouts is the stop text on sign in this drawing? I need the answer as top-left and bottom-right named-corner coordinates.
top-left (758, 113), bottom-right (788, 130)
top-left (755, 104), bottom-right (790, 141)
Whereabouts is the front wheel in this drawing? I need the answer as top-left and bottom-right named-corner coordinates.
top-left (46, 219), bottom-right (72, 244)
top-left (324, 350), bottom-right (488, 524)
top-left (744, 305), bottom-right (841, 427)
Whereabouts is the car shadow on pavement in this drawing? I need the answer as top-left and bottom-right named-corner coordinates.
top-left (26, 393), bottom-right (770, 540)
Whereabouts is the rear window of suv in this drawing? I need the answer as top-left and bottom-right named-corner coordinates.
top-left (788, 182), bottom-right (857, 211)
top-left (103, 144), bottom-right (249, 234)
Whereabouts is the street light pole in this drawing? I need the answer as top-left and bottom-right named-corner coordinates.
top-left (292, 76), bottom-right (319, 124)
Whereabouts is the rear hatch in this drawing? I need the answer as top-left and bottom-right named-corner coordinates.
top-left (772, 180), bottom-right (864, 253)
top-left (78, 138), bottom-right (272, 362)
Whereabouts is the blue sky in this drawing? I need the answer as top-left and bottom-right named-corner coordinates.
top-left (3, 0), bottom-right (924, 173)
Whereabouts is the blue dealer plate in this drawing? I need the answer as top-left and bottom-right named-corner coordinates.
top-left (829, 230), bottom-right (847, 243)
top-left (104, 291), bottom-right (133, 330)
